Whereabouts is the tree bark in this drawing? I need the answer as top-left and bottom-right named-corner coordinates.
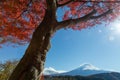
top-left (8, 0), bottom-right (57, 80)
top-left (8, 18), bottom-right (51, 80)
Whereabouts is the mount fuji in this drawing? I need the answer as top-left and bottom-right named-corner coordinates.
top-left (44, 63), bottom-right (111, 76)
top-left (59, 63), bottom-right (110, 76)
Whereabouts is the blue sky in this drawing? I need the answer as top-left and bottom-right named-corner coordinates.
top-left (0, 20), bottom-right (120, 72)
top-left (0, 6), bottom-right (120, 72)
top-left (45, 22), bottom-right (120, 72)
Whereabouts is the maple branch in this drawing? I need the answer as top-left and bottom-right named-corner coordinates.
top-left (78, 1), bottom-right (120, 3)
top-left (46, 0), bottom-right (58, 24)
top-left (0, 0), bottom-right (4, 3)
top-left (57, 0), bottom-right (120, 7)
top-left (56, 9), bottom-right (96, 30)
top-left (56, 0), bottom-right (74, 7)
top-left (15, 0), bottom-right (32, 19)
top-left (90, 9), bottom-right (113, 19)
top-left (56, 9), bottom-right (113, 30)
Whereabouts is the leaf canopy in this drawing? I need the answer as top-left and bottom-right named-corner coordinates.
top-left (0, 0), bottom-right (120, 45)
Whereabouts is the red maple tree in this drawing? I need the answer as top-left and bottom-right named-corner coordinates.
top-left (0, 0), bottom-right (120, 80)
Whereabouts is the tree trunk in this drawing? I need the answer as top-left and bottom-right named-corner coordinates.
top-left (8, 8), bottom-right (56, 80)
top-left (8, 0), bottom-right (57, 80)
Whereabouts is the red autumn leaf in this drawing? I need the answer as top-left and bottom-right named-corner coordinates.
top-left (0, 0), bottom-right (119, 45)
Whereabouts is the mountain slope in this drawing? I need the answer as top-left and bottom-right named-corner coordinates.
top-left (59, 63), bottom-right (109, 76)
top-left (90, 72), bottom-right (120, 80)
top-left (45, 72), bottom-right (120, 80)
top-left (44, 64), bottom-right (120, 80)
top-left (44, 75), bottom-right (104, 80)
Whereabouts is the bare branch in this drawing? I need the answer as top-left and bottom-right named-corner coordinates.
top-left (56, 0), bottom-right (120, 7)
top-left (56, 9), bottom-right (96, 30)
top-left (78, 1), bottom-right (120, 3)
top-left (57, 0), bottom-right (74, 7)
top-left (56, 9), bottom-right (113, 30)
top-left (90, 9), bottom-right (113, 19)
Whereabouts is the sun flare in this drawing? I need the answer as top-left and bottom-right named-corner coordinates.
top-left (110, 20), bottom-right (120, 35)
top-left (114, 23), bottom-right (120, 34)
top-left (108, 19), bottom-right (120, 41)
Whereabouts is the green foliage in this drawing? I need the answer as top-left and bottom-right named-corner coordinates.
top-left (0, 60), bottom-right (18, 80)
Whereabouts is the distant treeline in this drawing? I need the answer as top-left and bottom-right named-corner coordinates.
top-left (1, 60), bottom-right (120, 80)
top-left (0, 60), bottom-right (18, 80)
top-left (44, 75), bottom-right (104, 80)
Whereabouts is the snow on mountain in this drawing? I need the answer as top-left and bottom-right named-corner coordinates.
top-left (76, 63), bottom-right (100, 70)
top-left (59, 63), bottom-right (110, 76)
top-left (43, 67), bottom-right (66, 75)
top-left (43, 64), bottom-right (111, 76)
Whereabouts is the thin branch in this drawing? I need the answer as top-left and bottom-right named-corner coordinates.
top-left (15, 0), bottom-right (32, 19)
top-left (56, 9), bottom-right (113, 30)
top-left (77, 1), bottom-right (120, 3)
top-left (90, 9), bottom-right (113, 19)
top-left (56, 9), bottom-right (96, 30)
top-left (57, 0), bottom-right (74, 7)
top-left (57, 0), bottom-right (120, 7)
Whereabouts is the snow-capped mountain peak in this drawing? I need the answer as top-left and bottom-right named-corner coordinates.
top-left (43, 64), bottom-right (111, 76)
top-left (78, 63), bottom-right (100, 70)
top-left (43, 67), bottom-right (66, 75)
top-left (59, 63), bottom-right (110, 76)
top-left (44, 67), bottom-right (56, 72)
